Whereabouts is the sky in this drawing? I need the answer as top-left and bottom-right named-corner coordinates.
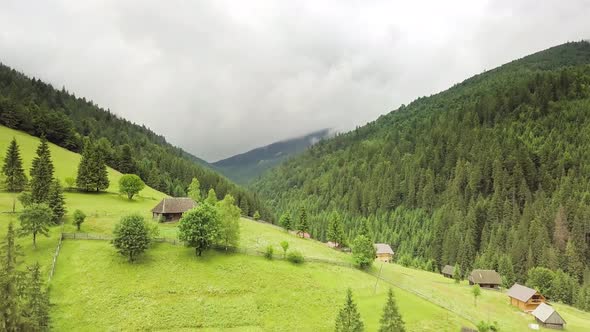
top-left (0, 1), bottom-right (589, 161)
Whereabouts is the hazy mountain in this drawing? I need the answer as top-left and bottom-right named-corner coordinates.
top-left (213, 128), bottom-right (333, 184)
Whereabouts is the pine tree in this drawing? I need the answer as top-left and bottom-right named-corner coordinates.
top-left (327, 211), bottom-right (346, 247)
top-left (47, 179), bottom-right (66, 224)
top-left (335, 288), bottom-right (364, 332)
top-left (77, 140), bottom-right (109, 192)
top-left (298, 206), bottom-right (309, 237)
top-left (30, 138), bottom-right (54, 203)
top-left (2, 138), bottom-right (27, 192)
top-left (379, 288), bottom-right (405, 332)
top-left (93, 146), bottom-right (109, 192)
top-left (279, 212), bottom-right (292, 231)
top-left (21, 263), bottom-right (50, 331)
top-left (0, 222), bottom-right (22, 330)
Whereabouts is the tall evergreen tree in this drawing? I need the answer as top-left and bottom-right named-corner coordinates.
top-left (30, 138), bottom-right (54, 203)
top-left (21, 263), bottom-right (50, 331)
top-left (187, 177), bottom-right (201, 202)
top-left (335, 288), bottom-right (364, 332)
top-left (379, 288), bottom-right (405, 332)
top-left (2, 138), bottom-right (27, 192)
top-left (297, 206), bottom-right (309, 236)
top-left (47, 179), bottom-right (66, 224)
top-left (117, 144), bottom-right (136, 174)
top-left (279, 212), bottom-right (292, 231)
top-left (76, 140), bottom-right (109, 192)
top-left (327, 211), bottom-right (346, 247)
top-left (205, 188), bottom-right (218, 205)
top-left (0, 222), bottom-right (21, 330)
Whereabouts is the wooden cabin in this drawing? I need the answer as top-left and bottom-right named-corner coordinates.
top-left (507, 283), bottom-right (546, 312)
top-left (441, 265), bottom-right (454, 278)
top-left (531, 303), bottom-right (566, 329)
top-left (374, 243), bottom-right (394, 263)
top-left (151, 197), bottom-right (196, 222)
top-left (468, 269), bottom-right (501, 289)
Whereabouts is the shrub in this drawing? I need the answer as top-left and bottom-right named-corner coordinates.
top-left (287, 250), bottom-right (304, 264)
top-left (264, 245), bottom-right (274, 260)
top-left (73, 209), bottom-right (86, 231)
top-left (280, 241), bottom-right (289, 258)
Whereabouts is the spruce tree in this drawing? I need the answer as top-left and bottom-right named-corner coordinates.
top-left (30, 138), bottom-right (54, 203)
top-left (335, 288), bottom-right (364, 332)
top-left (117, 144), bottom-right (136, 174)
top-left (47, 179), bottom-right (66, 224)
top-left (2, 138), bottom-right (27, 192)
top-left (298, 206), bottom-right (309, 237)
top-left (379, 288), bottom-right (405, 332)
top-left (187, 177), bottom-right (201, 202)
top-left (0, 222), bottom-right (21, 330)
top-left (328, 211), bottom-right (345, 247)
top-left (453, 263), bottom-right (462, 283)
top-left (93, 148), bottom-right (109, 191)
top-left (279, 212), bottom-right (292, 231)
top-left (22, 263), bottom-right (50, 331)
top-left (76, 140), bottom-right (93, 191)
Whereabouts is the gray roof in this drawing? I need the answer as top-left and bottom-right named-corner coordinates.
top-left (468, 269), bottom-right (502, 285)
top-left (151, 198), bottom-right (196, 214)
top-left (532, 303), bottom-right (566, 325)
top-left (442, 265), bottom-right (454, 275)
top-left (374, 243), bottom-right (394, 255)
top-left (507, 283), bottom-right (538, 302)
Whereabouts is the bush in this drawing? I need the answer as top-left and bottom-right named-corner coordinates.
top-left (287, 250), bottom-right (304, 264)
top-left (73, 209), bottom-right (86, 231)
top-left (264, 245), bottom-right (274, 260)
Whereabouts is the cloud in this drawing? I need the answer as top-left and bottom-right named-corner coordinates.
top-left (0, 0), bottom-right (588, 161)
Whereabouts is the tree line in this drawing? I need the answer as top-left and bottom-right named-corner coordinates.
top-left (254, 42), bottom-right (590, 310)
top-left (0, 63), bottom-right (273, 220)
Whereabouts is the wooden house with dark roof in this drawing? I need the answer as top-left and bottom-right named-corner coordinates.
top-left (441, 265), bottom-right (454, 278)
top-left (531, 303), bottom-right (566, 329)
top-left (507, 283), bottom-right (546, 312)
top-left (468, 269), bottom-right (501, 289)
top-left (151, 197), bottom-right (196, 221)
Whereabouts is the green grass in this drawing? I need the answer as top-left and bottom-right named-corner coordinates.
top-left (50, 240), bottom-right (470, 331)
top-left (1, 124), bottom-right (589, 331)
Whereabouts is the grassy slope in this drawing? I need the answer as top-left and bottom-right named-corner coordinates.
top-left (1, 125), bottom-right (588, 331)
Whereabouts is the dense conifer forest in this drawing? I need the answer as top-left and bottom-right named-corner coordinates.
top-left (0, 64), bottom-right (272, 219)
top-left (254, 41), bottom-right (590, 307)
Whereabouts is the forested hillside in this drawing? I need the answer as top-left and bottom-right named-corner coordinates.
top-left (213, 128), bottom-right (332, 184)
top-left (0, 64), bottom-right (272, 219)
top-left (254, 41), bottom-right (590, 296)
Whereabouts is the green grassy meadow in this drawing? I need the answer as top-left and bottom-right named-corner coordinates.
top-left (1, 125), bottom-right (589, 331)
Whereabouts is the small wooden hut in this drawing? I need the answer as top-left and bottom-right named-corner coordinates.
top-left (531, 303), bottom-right (566, 329)
top-left (374, 243), bottom-right (394, 263)
top-left (468, 269), bottom-right (501, 289)
top-left (151, 197), bottom-right (196, 222)
top-left (441, 265), bottom-right (454, 278)
top-left (507, 283), bottom-right (546, 312)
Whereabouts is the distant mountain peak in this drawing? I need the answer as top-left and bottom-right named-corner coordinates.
top-left (212, 128), bottom-right (333, 184)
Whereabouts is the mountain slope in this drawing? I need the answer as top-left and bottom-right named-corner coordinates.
top-left (253, 41), bottom-right (590, 302)
top-left (0, 64), bottom-right (271, 220)
top-left (213, 128), bottom-right (332, 184)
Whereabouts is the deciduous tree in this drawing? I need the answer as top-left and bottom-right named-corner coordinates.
top-left (178, 203), bottom-right (220, 256)
top-left (216, 194), bottom-right (240, 249)
top-left (352, 235), bottom-right (375, 269)
top-left (18, 203), bottom-right (52, 248)
top-left (118, 174), bottom-right (145, 199)
top-left (112, 214), bottom-right (151, 262)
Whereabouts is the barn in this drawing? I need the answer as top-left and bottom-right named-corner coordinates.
top-left (151, 197), bottom-right (196, 222)
top-left (507, 283), bottom-right (546, 312)
top-left (468, 269), bottom-right (501, 289)
top-left (531, 303), bottom-right (566, 329)
top-left (441, 265), bottom-right (454, 278)
top-left (374, 243), bottom-right (394, 263)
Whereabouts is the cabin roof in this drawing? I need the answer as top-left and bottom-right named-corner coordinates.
top-left (468, 269), bottom-right (501, 285)
top-left (507, 283), bottom-right (538, 302)
top-left (151, 197), bottom-right (196, 214)
top-left (442, 265), bottom-right (454, 275)
top-left (374, 243), bottom-right (394, 255)
top-left (532, 303), bottom-right (566, 324)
